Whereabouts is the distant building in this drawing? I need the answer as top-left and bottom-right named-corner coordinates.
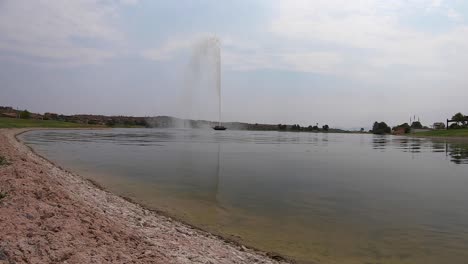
top-left (433, 122), bottom-right (445, 130)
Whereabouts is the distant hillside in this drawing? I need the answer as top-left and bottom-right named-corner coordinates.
top-left (0, 106), bottom-right (348, 132)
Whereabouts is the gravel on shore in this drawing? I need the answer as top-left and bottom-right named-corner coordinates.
top-left (0, 128), bottom-right (290, 264)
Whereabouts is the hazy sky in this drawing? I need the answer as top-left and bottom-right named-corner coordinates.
top-left (1, 0), bottom-right (468, 129)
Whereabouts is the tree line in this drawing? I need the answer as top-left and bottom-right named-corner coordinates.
top-left (371, 112), bottom-right (467, 134)
top-left (278, 124), bottom-right (329, 132)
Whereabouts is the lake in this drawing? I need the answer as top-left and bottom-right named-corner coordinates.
top-left (21, 129), bottom-right (468, 264)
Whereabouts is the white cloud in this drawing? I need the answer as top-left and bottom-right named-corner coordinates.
top-left (268, 0), bottom-right (468, 79)
top-left (0, 0), bottom-right (131, 65)
top-left (140, 0), bottom-right (468, 85)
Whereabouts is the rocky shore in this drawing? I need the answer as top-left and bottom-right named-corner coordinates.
top-left (0, 129), bottom-right (290, 264)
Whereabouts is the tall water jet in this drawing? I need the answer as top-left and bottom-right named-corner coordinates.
top-left (214, 38), bottom-right (222, 128)
top-left (211, 38), bottom-right (225, 130)
top-left (182, 36), bottom-right (225, 130)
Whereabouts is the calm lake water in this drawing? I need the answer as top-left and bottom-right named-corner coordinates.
top-left (21, 129), bottom-right (468, 264)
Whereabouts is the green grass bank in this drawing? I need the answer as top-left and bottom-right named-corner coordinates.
top-left (414, 129), bottom-right (468, 137)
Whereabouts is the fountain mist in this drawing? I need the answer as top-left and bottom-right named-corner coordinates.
top-left (181, 37), bottom-right (222, 127)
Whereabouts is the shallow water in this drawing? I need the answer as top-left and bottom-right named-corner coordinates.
top-left (21, 129), bottom-right (468, 263)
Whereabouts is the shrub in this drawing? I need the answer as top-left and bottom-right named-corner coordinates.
top-left (278, 124), bottom-right (287, 130)
top-left (124, 120), bottom-right (136, 126)
top-left (106, 119), bottom-right (116, 127)
top-left (450, 123), bottom-right (461, 129)
top-left (20, 110), bottom-right (31, 119)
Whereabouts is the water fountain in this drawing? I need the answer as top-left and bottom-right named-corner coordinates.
top-left (210, 38), bottom-right (226, 131)
top-left (186, 37), bottom-right (226, 130)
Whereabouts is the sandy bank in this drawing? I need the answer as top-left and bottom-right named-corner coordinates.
top-left (0, 129), bottom-right (289, 264)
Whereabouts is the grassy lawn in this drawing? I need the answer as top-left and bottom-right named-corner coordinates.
top-left (0, 117), bottom-right (103, 128)
top-left (415, 129), bottom-right (468, 137)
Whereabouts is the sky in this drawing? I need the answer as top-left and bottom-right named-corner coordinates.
top-left (1, 0), bottom-right (468, 129)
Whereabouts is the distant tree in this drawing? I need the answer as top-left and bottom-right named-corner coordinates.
top-left (312, 125), bottom-right (319, 131)
top-left (322, 124), bottom-right (329, 131)
top-left (411, 121), bottom-right (423, 129)
top-left (360, 128), bottom-right (365, 133)
top-left (452, 112), bottom-right (466, 126)
top-left (372, 121), bottom-right (391, 135)
top-left (291, 124), bottom-right (301, 131)
top-left (20, 110), bottom-right (31, 119)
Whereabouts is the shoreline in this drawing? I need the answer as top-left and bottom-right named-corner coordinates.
top-left (410, 135), bottom-right (468, 142)
top-left (0, 128), bottom-right (291, 264)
